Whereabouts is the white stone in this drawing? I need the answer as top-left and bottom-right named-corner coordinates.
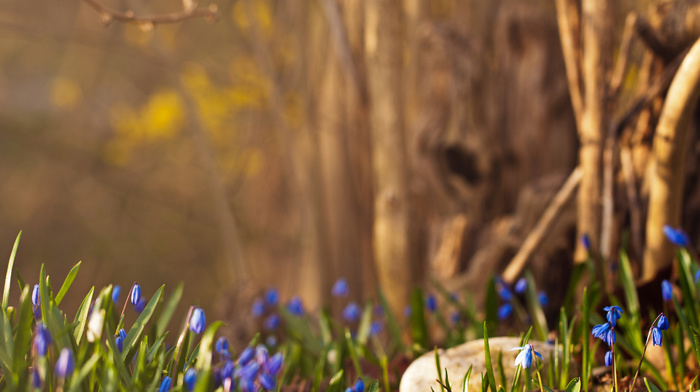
top-left (399, 337), bottom-right (557, 392)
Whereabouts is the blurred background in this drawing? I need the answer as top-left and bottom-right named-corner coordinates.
top-left (2, 0), bottom-right (691, 343)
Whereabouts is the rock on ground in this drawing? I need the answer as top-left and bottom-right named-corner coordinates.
top-left (399, 337), bottom-right (557, 392)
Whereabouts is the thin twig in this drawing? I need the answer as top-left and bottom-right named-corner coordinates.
top-left (555, 0), bottom-right (583, 132)
top-left (503, 167), bottom-right (583, 283)
top-left (610, 13), bottom-right (638, 98)
top-left (82, 0), bottom-right (218, 27)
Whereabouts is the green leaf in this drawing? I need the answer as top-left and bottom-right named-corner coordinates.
top-left (558, 309), bottom-right (571, 390)
top-left (12, 286), bottom-right (33, 378)
top-left (564, 378), bottom-right (580, 392)
top-left (194, 321), bottom-right (223, 369)
top-left (156, 282), bottom-right (183, 336)
top-left (368, 380), bottom-right (380, 392)
top-left (311, 348), bottom-right (327, 392)
top-left (356, 302), bottom-right (374, 346)
top-left (410, 288), bottom-right (429, 352)
top-left (524, 271), bottom-right (548, 340)
top-left (484, 278), bottom-right (498, 336)
top-left (581, 287), bottom-right (591, 392)
top-left (435, 347), bottom-right (445, 392)
top-left (328, 369), bottom-right (345, 392)
top-left (67, 353), bottom-right (100, 392)
top-left (193, 368), bottom-right (212, 392)
top-left (345, 328), bottom-right (362, 378)
top-left (483, 322), bottom-right (497, 392)
top-left (73, 287), bottom-right (94, 345)
top-left (146, 332), bottom-right (168, 362)
top-left (55, 261), bottom-right (81, 305)
top-left (377, 288), bottom-right (405, 353)
top-left (2, 231), bottom-right (21, 310)
top-left (644, 377), bottom-right (662, 392)
top-left (462, 365), bottom-right (472, 392)
top-left (0, 309), bottom-right (12, 372)
top-left (121, 285), bottom-right (164, 361)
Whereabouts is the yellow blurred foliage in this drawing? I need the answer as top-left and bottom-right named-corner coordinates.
top-left (50, 77), bottom-right (83, 110)
top-left (124, 23), bottom-right (154, 48)
top-left (231, 0), bottom-right (272, 37)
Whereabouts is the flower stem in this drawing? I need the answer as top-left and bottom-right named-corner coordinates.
top-left (629, 313), bottom-right (663, 392)
top-left (117, 282), bottom-right (137, 333)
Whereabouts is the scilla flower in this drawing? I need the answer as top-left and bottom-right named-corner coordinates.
top-left (55, 348), bottom-right (75, 378)
top-left (287, 296), bottom-right (305, 316)
top-left (605, 350), bottom-right (613, 367)
top-left (112, 285), bottom-right (121, 304)
top-left (425, 295), bottom-right (437, 313)
top-left (32, 284), bottom-right (40, 307)
top-left (265, 288), bottom-right (279, 305)
top-left (604, 306), bottom-right (623, 327)
top-left (657, 314), bottom-right (669, 330)
top-left (661, 280), bottom-right (673, 302)
top-left (158, 376), bottom-right (172, 392)
top-left (663, 225), bottom-right (689, 247)
top-left (33, 323), bottom-right (52, 356)
top-left (331, 278), bottom-right (349, 297)
top-left (498, 303), bottom-right (512, 320)
top-left (651, 327), bottom-right (663, 346)
top-left (514, 278), bottom-right (527, 294)
top-left (342, 302), bottom-right (360, 322)
top-left (189, 308), bottom-right (206, 334)
top-left (184, 368), bottom-right (197, 391)
top-left (510, 344), bottom-right (542, 369)
top-left (130, 284), bottom-right (141, 307)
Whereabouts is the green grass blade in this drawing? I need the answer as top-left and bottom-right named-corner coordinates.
top-left (345, 328), bottom-right (362, 378)
top-left (156, 283), bottom-right (183, 336)
top-left (462, 365), bottom-right (472, 392)
top-left (558, 309), bottom-right (571, 389)
top-left (368, 380), bottom-right (380, 392)
top-left (2, 231), bottom-right (21, 310)
top-left (11, 286), bottom-right (32, 376)
top-left (410, 288), bottom-right (429, 352)
top-left (121, 285), bottom-right (164, 361)
top-left (483, 322), bottom-right (498, 392)
top-left (67, 353), bottom-right (100, 392)
top-left (435, 347), bottom-right (445, 392)
top-left (644, 377), bottom-right (663, 392)
top-left (311, 348), bottom-right (327, 392)
top-left (524, 271), bottom-right (548, 340)
top-left (356, 302), bottom-right (374, 346)
top-left (377, 288), bottom-right (405, 353)
top-left (55, 261), bottom-right (81, 305)
top-left (194, 320), bottom-right (223, 369)
top-left (0, 309), bottom-right (12, 371)
top-left (328, 369), bottom-right (345, 392)
top-left (73, 287), bottom-right (94, 344)
top-left (563, 378), bottom-right (580, 392)
top-left (581, 287), bottom-right (591, 392)
top-left (678, 250), bottom-right (700, 325)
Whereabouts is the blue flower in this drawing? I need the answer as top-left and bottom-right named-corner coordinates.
top-left (265, 288), bottom-right (279, 305)
top-left (604, 306), bottom-right (623, 327)
top-left (581, 234), bottom-right (591, 251)
top-left (663, 225), bottom-right (689, 247)
top-left (264, 352), bottom-right (284, 375)
top-left (374, 304), bottom-right (385, 317)
top-left (425, 295), bottom-right (437, 313)
top-left (510, 344), bottom-right (542, 369)
top-left (264, 314), bottom-right (280, 330)
top-left (112, 285), bottom-right (121, 304)
top-left (450, 311), bottom-right (460, 325)
top-left (403, 305), bottom-right (412, 317)
top-left (662, 280), bottom-right (673, 302)
top-left (514, 278), bottom-right (527, 294)
top-left (370, 321), bottom-right (383, 336)
top-left (695, 270), bottom-right (700, 283)
top-left (32, 367), bottom-right (42, 389)
top-left (220, 360), bottom-right (235, 379)
top-left (342, 302), bottom-right (361, 322)
top-left (216, 337), bottom-right (230, 358)
top-left (652, 327), bottom-right (662, 346)
top-left (592, 322), bottom-right (612, 342)
top-left (604, 350), bottom-right (613, 367)
top-left (116, 328), bottom-right (126, 352)
top-left (189, 308), bottom-right (206, 334)
top-left (266, 335), bottom-right (277, 347)
top-left (33, 323), bottom-right (52, 356)
top-left (495, 278), bottom-right (512, 301)
top-left (354, 378), bottom-right (365, 392)
top-left (538, 291), bottom-right (549, 306)
top-left (332, 278), bottom-right (349, 297)
top-left (184, 368), bottom-right (197, 391)
top-left (657, 314), bottom-right (669, 330)
top-left (498, 303), bottom-right (512, 320)
top-left (259, 373), bottom-right (276, 391)
top-left (287, 296), bottom-right (305, 316)
top-left (32, 284), bottom-right (40, 307)
top-left (158, 376), bottom-right (172, 392)
top-left (55, 348), bottom-right (75, 378)
top-left (252, 298), bottom-right (265, 318)
top-left (255, 345), bottom-right (269, 365)
top-left (130, 284), bottom-right (141, 307)
top-left (134, 298), bottom-right (146, 313)
top-left (238, 346), bottom-right (255, 365)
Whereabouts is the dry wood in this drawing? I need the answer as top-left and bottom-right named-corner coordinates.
top-left (82, 0), bottom-right (217, 26)
top-left (503, 167), bottom-right (582, 283)
top-left (643, 37), bottom-right (700, 282)
top-left (555, 0), bottom-right (583, 131)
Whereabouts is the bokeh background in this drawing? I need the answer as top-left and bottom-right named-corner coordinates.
top-left (3, 0), bottom-right (689, 344)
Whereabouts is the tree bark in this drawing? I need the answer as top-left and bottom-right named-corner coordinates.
top-left (574, 0), bottom-right (611, 264)
top-left (643, 37), bottom-right (700, 282)
top-left (365, 0), bottom-right (416, 315)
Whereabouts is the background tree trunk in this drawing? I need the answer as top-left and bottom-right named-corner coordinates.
top-left (365, 0), bottom-right (417, 316)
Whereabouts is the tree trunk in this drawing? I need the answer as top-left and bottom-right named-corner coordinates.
top-left (365, 0), bottom-right (416, 315)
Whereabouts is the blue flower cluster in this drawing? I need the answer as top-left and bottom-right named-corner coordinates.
top-left (591, 306), bottom-right (622, 367)
top-left (190, 341), bottom-right (284, 392)
top-left (494, 276), bottom-right (548, 321)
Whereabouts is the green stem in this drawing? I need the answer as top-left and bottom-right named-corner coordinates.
top-left (629, 313), bottom-right (663, 392)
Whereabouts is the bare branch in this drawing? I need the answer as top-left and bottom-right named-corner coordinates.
top-left (82, 0), bottom-right (218, 27)
top-left (555, 0), bottom-right (583, 132)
